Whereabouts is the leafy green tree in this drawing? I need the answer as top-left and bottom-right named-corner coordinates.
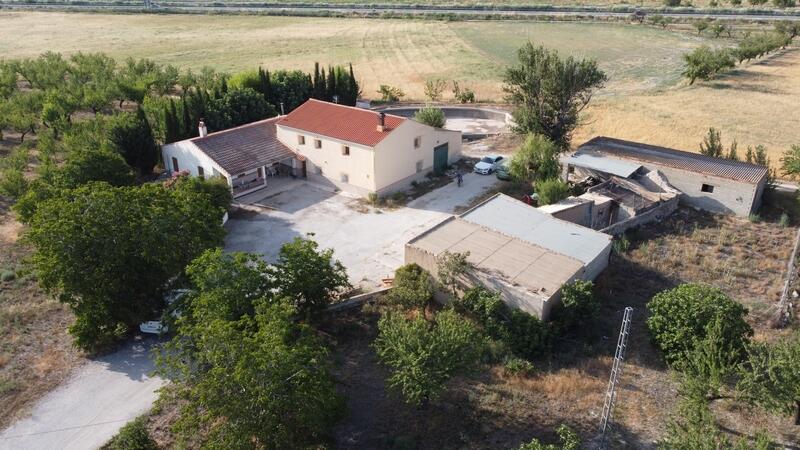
top-left (437, 251), bottom-right (472, 297)
top-left (552, 280), bottom-right (598, 332)
top-left (775, 21), bottom-right (800, 39)
top-left (270, 236), bottom-right (350, 317)
top-left (678, 317), bottom-right (743, 400)
top-left (104, 416), bottom-right (158, 450)
top-left (270, 69), bottom-right (313, 112)
top-left (228, 69), bottom-right (261, 92)
top-left (509, 133), bottom-right (560, 184)
top-left (772, 0), bottom-right (796, 7)
top-left (682, 46), bottom-right (735, 84)
top-left (387, 263), bottom-right (434, 310)
top-left (694, 19), bottom-right (711, 35)
top-left (158, 251), bottom-right (342, 448)
top-left (700, 127), bottom-right (724, 158)
top-left (0, 61), bottom-right (18, 99)
top-left (536, 178), bottom-right (570, 205)
top-left (25, 181), bottom-right (227, 351)
top-left (661, 394), bottom-right (730, 450)
top-left (105, 108), bottom-right (159, 175)
top-left (1, 90), bottom-right (42, 142)
top-left (504, 43), bottom-right (607, 149)
top-left (646, 283), bottom-right (752, 367)
top-left (710, 23), bottom-right (728, 39)
top-left (781, 144), bottom-right (800, 179)
top-left (206, 87), bottom-right (276, 131)
top-left (374, 309), bottom-right (484, 406)
top-left (67, 52), bottom-right (119, 113)
top-left (413, 105), bottom-right (446, 128)
top-left (517, 424), bottom-right (581, 450)
top-left (377, 85), bottom-right (405, 102)
top-left (738, 335), bottom-right (800, 425)
top-left (16, 51), bottom-right (69, 90)
top-left (424, 78), bottom-right (447, 102)
top-left (0, 168), bottom-right (27, 199)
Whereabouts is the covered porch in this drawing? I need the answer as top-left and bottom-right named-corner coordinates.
top-left (230, 156), bottom-right (305, 198)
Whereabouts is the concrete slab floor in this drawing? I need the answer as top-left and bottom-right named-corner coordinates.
top-left (224, 173), bottom-right (502, 290)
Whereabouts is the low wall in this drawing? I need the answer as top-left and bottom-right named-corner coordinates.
top-left (601, 195), bottom-right (680, 235)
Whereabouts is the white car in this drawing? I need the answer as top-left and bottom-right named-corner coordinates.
top-left (139, 289), bottom-right (189, 335)
top-left (473, 155), bottom-right (504, 175)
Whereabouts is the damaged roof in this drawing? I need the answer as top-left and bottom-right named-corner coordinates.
top-left (577, 137), bottom-right (768, 184)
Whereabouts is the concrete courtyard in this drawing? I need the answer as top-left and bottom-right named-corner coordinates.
top-left (225, 172), bottom-right (502, 289)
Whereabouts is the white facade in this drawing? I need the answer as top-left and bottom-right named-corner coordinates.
top-left (162, 140), bottom-right (229, 180)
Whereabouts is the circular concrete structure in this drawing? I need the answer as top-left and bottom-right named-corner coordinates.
top-left (376, 105), bottom-right (512, 139)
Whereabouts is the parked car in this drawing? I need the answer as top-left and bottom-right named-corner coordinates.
top-left (473, 155), bottom-right (504, 175)
top-left (139, 289), bottom-right (189, 335)
top-left (495, 159), bottom-right (512, 180)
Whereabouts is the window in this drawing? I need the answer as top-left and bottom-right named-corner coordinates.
top-left (342, 145), bottom-right (350, 156)
top-left (416, 160), bottom-right (423, 173)
top-left (197, 166), bottom-right (205, 180)
top-left (568, 166), bottom-right (575, 174)
top-left (297, 135), bottom-right (306, 145)
top-left (171, 157), bottom-right (179, 172)
top-left (340, 173), bottom-right (349, 183)
top-left (314, 139), bottom-right (322, 149)
top-left (701, 184), bottom-right (715, 193)
top-left (414, 136), bottom-right (421, 149)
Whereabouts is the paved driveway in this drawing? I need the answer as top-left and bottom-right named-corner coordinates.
top-left (225, 172), bottom-right (501, 289)
top-left (0, 338), bottom-right (163, 450)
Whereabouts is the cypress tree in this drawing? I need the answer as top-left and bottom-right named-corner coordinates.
top-left (262, 69), bottom-right (273, 106)
top-left (181, 94), bottom-right (192, 139)
top-left (326, 66), bottom-right (336, 102)
top-left (347, 63), bottom-right (359, 105)
top-left (312, 63), bottom-right (323, 100)
top-left (165, 99), bottom-right (180, 144)
top-left (220, 77), bottom-right (228, 94)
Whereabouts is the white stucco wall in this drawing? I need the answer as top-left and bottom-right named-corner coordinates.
top-left (372, 120), bottom-right (462, 193)
top-left (276, 125), bottom-right (377, 195)
top-left (161, 140), bottom-right (230, 182)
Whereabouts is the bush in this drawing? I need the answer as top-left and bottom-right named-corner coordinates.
top-left (413, 105), bottom-right (446, 128)
top-left (509, 133), bottom-right (560, 184)
top-left (552, 280), bottom-right (598, 332)
top-left (374, 309), bottom-right (485, 405)
top-left (103, 416), bottom-right (157, 450)
top-left (517, 424), bottom-right (581, 450)
top-left (503, 357), bottom-right (535, 377)
top-left (646, 283), bottom-right (752, 367)
top-left (0, 168), bottom-right (28, 199)
top-left (387, 263), bottom-right (434, 310)
top-left (458, 286), bottom-right (551, 359)
top-left (535, 178), bottom-right (570, 206)
top-left (377, 85), bottom-right (405, 102)
top-left (1, 270), bottom-right (16, 282)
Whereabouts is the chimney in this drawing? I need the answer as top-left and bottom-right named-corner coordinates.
top-left (198, 119), bottom-right (208, 138)
top-left (376, 112), bottom-right (386, 132)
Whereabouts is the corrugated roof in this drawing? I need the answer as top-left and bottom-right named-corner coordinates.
top-left (190, 117), bottom-right (294, 176)
top-left (408, 217), bottom-right (584, 297)
top-left (578, 137), bottom-right (768, 184)
top-left (565, 152), bottom-right (642, 178)
top-left (460, 194), bottom-right (612, 265)
top-left (277, 99), bottom-right (406, 147)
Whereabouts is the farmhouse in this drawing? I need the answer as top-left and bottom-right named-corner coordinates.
top-left (563, 137), bottom-right (769, 216)
top-left (162, 99), bottom-right (462, 198)
top-left (406, 194), bottom-right (612, 320)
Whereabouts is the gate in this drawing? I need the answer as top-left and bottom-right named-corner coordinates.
top-left (433, 143), bottom-right (449, 175)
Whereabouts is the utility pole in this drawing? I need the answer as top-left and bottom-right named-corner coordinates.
top-left (599, 306), bottom-right (633, 448)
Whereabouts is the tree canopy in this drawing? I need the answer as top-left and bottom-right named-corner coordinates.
top-left (509, 133), bottom-right (561, 184)
top-left (504, 43), bottom-right (607, 149)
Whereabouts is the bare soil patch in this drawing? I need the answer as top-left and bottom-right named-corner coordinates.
top-left (0, 201), bottom-right (82, 429)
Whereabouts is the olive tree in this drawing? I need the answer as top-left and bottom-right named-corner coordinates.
top-left (646, 283), bottom-right (752, 367)
top-left (157, 249), bottom-right (343, 448)
top-left (374, 309), bottom-right (484, 406)
top-left (504, 43), bottom-right (607, 149)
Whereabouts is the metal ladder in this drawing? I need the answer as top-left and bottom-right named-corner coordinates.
top-left (599, 306), bottom-right (633, 447)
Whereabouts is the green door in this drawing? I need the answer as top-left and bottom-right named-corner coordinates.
top-left (433, 143), bottom-right (449, 175)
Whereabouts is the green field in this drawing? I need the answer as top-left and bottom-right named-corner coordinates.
top-left (0, 12), bottom-right (707, 99)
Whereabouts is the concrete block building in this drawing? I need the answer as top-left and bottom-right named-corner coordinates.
top-left (405, 194), bottom-right (612, 320)
top-left (565, 137), bottom-right (769, 216)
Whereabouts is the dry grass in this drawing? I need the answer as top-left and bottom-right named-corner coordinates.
top-left (574, 47), bottom-right (800, 171)
top-left (0, 203), bottom-right (82, 429)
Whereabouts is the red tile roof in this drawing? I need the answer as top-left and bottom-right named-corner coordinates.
top-left (190, 117), bottom-right (294, 176)
top-left (277, 99), bottom-right (406, 147)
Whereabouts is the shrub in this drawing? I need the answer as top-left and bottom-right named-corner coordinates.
top-left (423, 78), bottom-right (447, 102)
top-left (374, 309), bottom-right (485, 405)
top-left (503, 357), bottom-right (535, 377)
top-left (413, 105), bottom-right (446, 128)
top-left (104, 416), bottom-right (157, 450)
top-left (646, 283), bottom-right (752, 367)
top-left (517, 424), bottom-right (581, 450)
top-left (779, 213), bottom-right (790, 227)
top-left (509, 133), bottom-right (560, 184)
top-left (1, 270), bottom-right (16, 282)
top-left (0, 168), bottom-right (28, 199)
top-left (503, 309), bottom-right (551, 359)
top-left (377, 85), bottom-right (405, 102)
top-left (387, 263), bottom-right (434, 310)
top-left (612, 234), bottom-right (630, 255)
top-left (535, 178), bottom-right (570, 205)
top-left (552, 280), bottom-right (598, 332)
